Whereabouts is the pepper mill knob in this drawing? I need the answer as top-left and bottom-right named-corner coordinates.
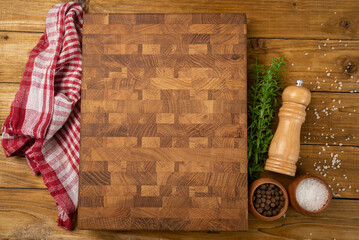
top-left (264, 80), bottom-right (311, 176)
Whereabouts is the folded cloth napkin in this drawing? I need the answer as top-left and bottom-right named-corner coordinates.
top-left (1, 2), bottom-right (83, 230)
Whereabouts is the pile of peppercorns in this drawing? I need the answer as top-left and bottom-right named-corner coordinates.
top-left (252, 183), bottom-right (285, 217)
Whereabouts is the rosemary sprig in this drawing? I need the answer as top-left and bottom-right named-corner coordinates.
top-left (248, 56), bottom-right (286, 182)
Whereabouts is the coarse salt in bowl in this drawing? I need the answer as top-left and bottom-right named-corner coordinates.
top-left (296, 178), bottom-right (329, 211)
top-left (288, 174), bottom-right (332, 216)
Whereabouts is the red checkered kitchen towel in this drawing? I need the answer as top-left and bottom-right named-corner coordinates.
top-left (1, 2), bottom-right (83, 230)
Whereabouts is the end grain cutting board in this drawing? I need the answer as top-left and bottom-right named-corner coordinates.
top-left (78, 13), bottom-right (248, 231)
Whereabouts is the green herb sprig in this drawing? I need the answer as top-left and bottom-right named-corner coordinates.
top-left (248, 56), bottom-right (286, 182)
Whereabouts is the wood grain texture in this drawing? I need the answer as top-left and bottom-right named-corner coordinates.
top-left (0, 84), bottom-right (17, 133)
top-left (78, 13), bottom-right (248, 231)
top-left (0, 0), bottom-right (67, 32)
top-left (2, 35), bottom-right (359, 89)
top-left (1, 189), bottom-right (359, 239)
top-left (0, 149), bottom-right (46, 189)
top-left (1, 0), bottom-right (359, 40)
top-left (2, 144), bottom-right (358, 198)
top-left (4, 88), bottom-right (358, 146)
top-left (249, 38), bottom-right (359, 93)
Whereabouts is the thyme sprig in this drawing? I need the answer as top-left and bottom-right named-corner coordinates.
top-left (248, 56), bottom-right (286, 182)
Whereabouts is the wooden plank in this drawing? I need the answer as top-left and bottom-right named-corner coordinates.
top-left (0, 149), bottom-right (46, 189)
top-left (0, 84), bottom-right (17, 131)
top-left (2, 0), bottom-right (359, 40)
top-left (301, 92), bottom-right (359, 146)
top-left (0, 32), bottom-right (42, 84)
top-left (0, 188), bottom-right (358, 239)
top-left (0, 0), bottom-right (67, 32)
top-left (249, 38), bottom-right (359, 92)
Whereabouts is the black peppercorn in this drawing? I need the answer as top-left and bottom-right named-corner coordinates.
top-left (252, 183), bottom-right (286, 217)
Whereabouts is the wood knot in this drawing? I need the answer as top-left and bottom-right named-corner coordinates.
top-left (1, 35), bottom-right (9, 40)
top-left (250, 39), bottom-right (264, 49)
top-left (346, 64), bottom-right (357, 74)
top-left (339, 20), bottom-right (351, 29)
top-left (335, 56), bottom-right (358, 75)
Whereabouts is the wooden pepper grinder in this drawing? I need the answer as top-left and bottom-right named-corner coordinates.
top-left (265, 80), bottom-right (311, 176)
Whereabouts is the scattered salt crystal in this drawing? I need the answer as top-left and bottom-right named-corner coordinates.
top-left (292, 63), bottom-right (295, 66)
top-left (324, 54), bottom-right (327, 56)
top-left (331, 47), bottom-right (335, 50)
top-left (296, 178), bottom-right (329, 211)
top-left (324, 43), bottom-right (327, 46)
top-left (308, 67), bottom-right (311, 70)
top-left (327, 73), bottom-right (331, 76)
top-left (344, 44), bottom-right (348, 47)
top-left (305, 53), bottom-right (309, 55)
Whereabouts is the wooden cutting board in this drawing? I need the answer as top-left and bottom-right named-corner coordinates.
top-left (78, 13), bottom-right (248, 231)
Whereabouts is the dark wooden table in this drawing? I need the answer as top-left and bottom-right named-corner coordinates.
top-left (1, 0), bottom-right (358, 239)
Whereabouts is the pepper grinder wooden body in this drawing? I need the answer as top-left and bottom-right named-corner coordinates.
top-left (265, 80), bottom-right (311, 176)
